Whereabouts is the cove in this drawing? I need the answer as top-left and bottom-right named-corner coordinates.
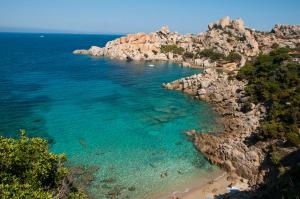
top-left (0, 33), bottom-right (218, 198)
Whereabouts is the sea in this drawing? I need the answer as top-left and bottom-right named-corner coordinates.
top-left (0, 33), bottom-right (219, 199)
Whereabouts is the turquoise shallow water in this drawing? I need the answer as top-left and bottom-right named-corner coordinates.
top-left (0, 33), bottom-right (218, 198)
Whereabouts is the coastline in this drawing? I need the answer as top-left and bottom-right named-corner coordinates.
top-left (162, 67), bottom-right (266, 194)
top-left (147, 168), bottom-right (227, 199)
top-left (181, 172), bottom-right (248, 199)
top-left (149, 168), bottom-right (248, 199)
top-left (72, 16), bottom-right (300, 198)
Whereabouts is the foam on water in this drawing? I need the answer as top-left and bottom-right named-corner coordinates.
top-left (0, 33), bottom-right (219, 198)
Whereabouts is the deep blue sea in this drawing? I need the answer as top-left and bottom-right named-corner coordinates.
top-left (0, 33), bottom-right (218, 198)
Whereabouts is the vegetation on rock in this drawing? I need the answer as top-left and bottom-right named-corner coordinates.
top-left (196, 49), bottom-right (242, 62)
top-left (237, 48), bottom-right (300, 146)
top-left (226, 51), bottom-right (242, 62)
top-left (236, 48), bottom-right (300, 198)
top-left (0, 130), bottom-right (87, 199)
top-left (182, 51), bottom-right (195, 59)
top-left (197, 49), bottom-right (225, 61)
top-left (160, 45), bottom-right (184, 55)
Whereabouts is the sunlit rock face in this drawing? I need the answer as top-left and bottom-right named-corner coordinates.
top-left (74, 16), bottom-right (300, 68)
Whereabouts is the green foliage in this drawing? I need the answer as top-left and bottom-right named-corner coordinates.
top-left (237, 48), bottom-right (300, 146)
top-left (160, 45), bottom-right (184, 55)
top-left (197, 49), bottom-right (225, 61)
top-left (270, 147), bottom-right (286, 165)
top-left (226, 52), bottom-right (242, 62)
top-left (197, 49), bottom-right (241, 62)
top-left (0, 130), bottom-right (87, 199)
top-left (241, 102), bottom-right (253, 113)
top-left (183, 51), bottom-right (194, 59)
top-left (271, 43), bottom-right (280, 49)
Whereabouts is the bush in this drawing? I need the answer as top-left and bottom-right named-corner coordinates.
top-left (241, 102), bottom-right (252, 113)
top-left (183, 51), bottom-right (194, 59)
top-left (237, 48), bottom-right (300, 146)
top-left (160, 45), bottom-right (184, 55)
top-left (226, 52), bottom-right (242, 62)
top-left (0, 130), bottom-right (87, 198)
top-left (197, 49), bottom-right (225, 61)
top-left (271, 43), bottom-right (280, 49)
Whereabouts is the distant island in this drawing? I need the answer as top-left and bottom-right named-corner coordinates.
top-left (74, 16), bottom-right (300, 198)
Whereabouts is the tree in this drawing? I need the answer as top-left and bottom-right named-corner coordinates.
top-left (0, 130), bottom-right (87, 199)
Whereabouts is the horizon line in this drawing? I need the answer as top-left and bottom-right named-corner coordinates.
top-left (0, 30), bottom-right (126, 35)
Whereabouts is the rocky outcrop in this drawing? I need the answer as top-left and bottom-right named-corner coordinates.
top-left (271, 24), bottom-right (300, 38)
top-left (74, 46), bottom-right (104, 56)
top-left (163, 68), bottom-right (267, 186)
top-left (74, 26), bottom-right (179, 61)
top-left (74, 16), bottom-right (300, 69)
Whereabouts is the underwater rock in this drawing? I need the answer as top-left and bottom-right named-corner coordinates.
top-left (101, 178), bottom-right (117, 184)
top-left (101, 184), bottom-right (112, 189)
top-left (177, 169), bottom-right (183, 175)
top-left (81, 174), bottom-right (95, 185)
top-left (86, 165), bottom-right (100, 174)
top-left (33, 119), bottom-right (42, 123)
top-left (70, 166), bottom-right (85, 175)
top-left (107, 185), bottom-right (125, 197)
top-left (149, 163), bottom-right (156, 168)
top-left (160, 170), bottom-right (168, 178)
top-left (79, 138), bottom-right (86, 146)
top-left (128, 186), bottom-right (136, 192)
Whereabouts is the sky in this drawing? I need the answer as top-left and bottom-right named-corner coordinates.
top-left (0, 0), bottom-right (299, 34)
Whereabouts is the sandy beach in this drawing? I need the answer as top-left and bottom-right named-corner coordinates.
top-left (165, 170), bottom-right (249, 199)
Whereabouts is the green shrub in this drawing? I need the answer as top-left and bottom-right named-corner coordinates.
top-left (160, 45), bottom-right (184, 55)
top-left (237, 48), bottom-right (300, 146)
top-left (183, 51), bottom-right (194, 59)
top-left (197, 49), bottom-right (225, 61)
top-left (226, 52), bottom-right (242, 62)
top-left (241, 102), bottom-right (252, 113)
top-left (271, 43), bottom-right (280, 49)
top-left (0, 130), bottom-right (87, 198)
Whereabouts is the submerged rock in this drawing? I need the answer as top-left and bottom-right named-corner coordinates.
top-left (86, 165), bottom-right (100, 174)
top-left (70, 166), bottom-right (85, 175)
top-left (81, 174), bottom-right (95, 185)
top-left (101, 178), bottom-right (117, 184)
top-left (128, 186), bottom-right (136, 192)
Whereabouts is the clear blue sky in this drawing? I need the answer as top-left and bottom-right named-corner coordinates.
top-left (0, 0), bottom-right (299, 34)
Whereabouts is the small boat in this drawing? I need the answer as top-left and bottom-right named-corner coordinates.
top-left (149, 64), bottom-right (155, 67)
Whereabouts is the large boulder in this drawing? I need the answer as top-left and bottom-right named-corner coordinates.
top-left (88, 46), bottom-right (104, 56)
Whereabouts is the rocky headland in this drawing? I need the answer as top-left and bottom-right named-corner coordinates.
top-left (74, 17), bottom-right (300, 198)
top-left (74, 16), bottom-right (299, 69)
top-left (163, 68), bottom-right (267, 186)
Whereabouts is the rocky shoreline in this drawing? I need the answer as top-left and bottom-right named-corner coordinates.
top-left (163, 68), bottom-right (267, 189)
top-left (73, 16), bottom-right (300, 197)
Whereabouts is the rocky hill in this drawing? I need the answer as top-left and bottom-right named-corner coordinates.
top-left (74, 16), bottom-right (300, 70)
